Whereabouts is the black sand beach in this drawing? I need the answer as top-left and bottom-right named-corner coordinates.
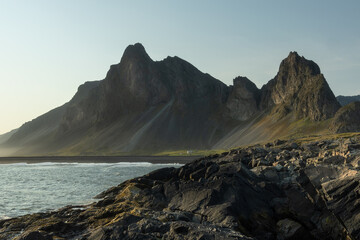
top-left (0, 156), bottom-right (199, 164)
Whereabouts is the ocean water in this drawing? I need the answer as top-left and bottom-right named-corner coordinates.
top-left (0, 162), bottom-right (181, 219)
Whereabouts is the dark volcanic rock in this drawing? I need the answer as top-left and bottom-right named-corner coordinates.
top-left (226, 76), bottom-right (261, 121)
top-left (330, 101), bottom-right (360, 133)
top-left (2, 135), bottom-right (360, 239)
top-left (15, 231), bottom-right (52, 240)
top-left (260, 52), bottom-right (340, 120)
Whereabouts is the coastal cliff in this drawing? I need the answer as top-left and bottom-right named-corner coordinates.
top-left (2, 134), bottom-right (360, 239)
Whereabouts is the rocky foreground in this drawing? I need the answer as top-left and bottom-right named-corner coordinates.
top-left (1, 134), bottom-right (360, 240)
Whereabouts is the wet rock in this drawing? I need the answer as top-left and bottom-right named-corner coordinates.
top-left (15, 231), bottom-right (52, 240)
top-left (276, 219), bottom-right (307, 240)
top-left (144, 167), bottom-right (176, 181)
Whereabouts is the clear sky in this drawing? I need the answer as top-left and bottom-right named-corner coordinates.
top-left (0, 0), bottom-right (359, 134)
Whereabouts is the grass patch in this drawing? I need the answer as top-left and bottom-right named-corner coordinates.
top-left (285, 118), bottom-right (332, 139)
top-left (293, 132), bottom-right (360, 144)
top-left (154, 149), bottom-right (227, 157)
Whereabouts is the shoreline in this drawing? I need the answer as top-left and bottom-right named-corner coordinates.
top-left (0, 155), bottom-right (200, 165)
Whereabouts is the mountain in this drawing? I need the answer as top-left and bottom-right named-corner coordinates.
top-left (2, 81), bottom-right (100, 155)
top-left (330, 101), bottom-right (360, 133)
top-left (260, 52), bottom-right (340, 120)
top-left (337, 94), bottom-right (360, 106)
top-left (2, 44), bottom-right (233, 155)
top-left (0, 44), bottom-right (347, 156)
top-left (213, 52), bottom-right (341, 149)
top-left (225, 76), bottom-right (261, 121)
top-left (0, 129), bottom-right (18, 145)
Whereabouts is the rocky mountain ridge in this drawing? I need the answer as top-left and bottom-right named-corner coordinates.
top-left (260, 52), bottom-right (340, 120)
top-left (0, 44), bottom-right (357, 156)
top-left (337, 94), bottom-right (360, 106)
top-left (2, 134), bottom-right (360, 239)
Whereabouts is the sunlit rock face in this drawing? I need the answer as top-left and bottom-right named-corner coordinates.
top-left (260, 52), bottom-right (340, 120)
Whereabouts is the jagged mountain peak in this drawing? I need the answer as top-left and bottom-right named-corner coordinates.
top-left (281, 51), bottom-right (321, 76)
top-left (225, 76), bottom-right (261, 121)
top-left (261, 51), bottom-right (340, 120)
top-left (120, 43), bottom-right (152, 64)
top-left (1, 46), bottom-right (349, 156)
top-left (162, 55), bottom-right (199, 71)
top-left (233, 76), bottom-right (258, 91)
top-left (286, 51), bottom-right (301, 60)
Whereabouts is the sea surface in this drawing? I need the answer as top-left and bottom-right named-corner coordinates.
top-left (0, 162), bottom-right (181, 219)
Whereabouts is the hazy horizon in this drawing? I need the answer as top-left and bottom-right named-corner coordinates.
top-left (0, 0), bottom-right (359, 135)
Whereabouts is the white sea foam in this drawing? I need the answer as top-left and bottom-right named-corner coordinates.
top-left (0, 161), bottom-right (182, 218)
top-left (109, 162), bottom-right (182, 166)
top-left (0, 162), bottom-right (28, 166)
top-left (30, 162), bottom-right (79, 166)
top-left (0, 162), bottom-right (182, 167)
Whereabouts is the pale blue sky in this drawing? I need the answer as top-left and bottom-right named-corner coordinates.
top-left (0, 0), bottom-right (359, 134)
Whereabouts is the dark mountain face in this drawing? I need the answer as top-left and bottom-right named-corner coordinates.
top-left (60, 43), bottom-right (229, 129)
top-left (260, 52), bottom-right (340, 120)
top-left (0, 45), bottom-right (348, 156)
top-left (226, 76), bottom-right (261, 121)
top-left (17, 43), bottom-right (233, 154)
top-left (336, 95), bottom-right (360, 106)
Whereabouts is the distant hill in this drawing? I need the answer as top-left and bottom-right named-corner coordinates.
top-left (330, 101), bottom-right (360, 133)
top-left (1, 43), bottom-right (356, 156)
top-left (336, 95), bottom-right (360, 106)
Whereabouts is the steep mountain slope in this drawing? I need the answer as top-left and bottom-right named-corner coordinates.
top-left (0, 129), bottom-right (17, 145)
top-left (260, 52), bottom-right (340, 120)
top-left (337, 94), bottom-right (360, 106)
top-left (53, 44), bottom-right (232, 154)
top-left (330, 101), bottom-right (360, 133)
top-left (0, 105), bottom-right (68, 156)
top-left (225, 76), bottom-right (261, 121)
top-left (0, 44), bottom-right (346, 156)
top-left (6, 105), bottom-right (67, 146)
top-left (213, 52), bottom-right (341, 149)
top-left (2, 44), bottom-right (234, 155)
top-left (1, 81), bottom-right (100, 155)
